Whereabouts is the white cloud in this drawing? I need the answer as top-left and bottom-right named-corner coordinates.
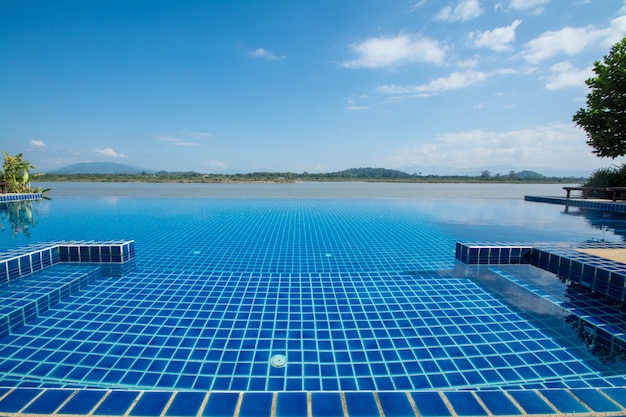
top-left (457, 58), bottom-right (479, 68)
top-left (181, 131), bottom-right (212, 139)
top-left (545, 61), bottom-right (592, 90)
top-left (96, 148), bottom-right (128, 158)
top-left (156, 131), bottom-right (211, 147)
top-left (408, 0), bottom-right (428, 11)
top-left (602, 15), bottom-right (626, 47)
top-left (342, 35), bottom-right (445, 69)
top-left (208, 160), bottom-right (226, 169)
top-left (509, 0), bottom-right (550, 9)
top-left (508, 0), bottom-right (550, 14)
top-left (173, 142), bottom-right (201, 147)
top-left (520, 26), bottom-right (594, 64)
top-left (29, 140), bottom-right (45, 149)
top-left (157, 136), bottom-right (180, 143)
top-left (249, 48), bottom-right (285, 60)
top-left (435, 0), bottom-right (484, 22)
top-left (470, 20), bottom-right (522, 51)
top-left (519, 15), bottom-right (626, 64)
top-left (389, 123), bottom-right (597, 172)
top-left (377, 69), bottom-right (489, 96)
top-left (346, 97), bottom-right (368, 110)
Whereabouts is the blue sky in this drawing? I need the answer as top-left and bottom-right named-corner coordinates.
top-left (2, 0), bottom-right (626, 176)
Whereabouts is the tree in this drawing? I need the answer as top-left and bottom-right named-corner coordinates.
top-left (573, 36), bottom-right (626, 158)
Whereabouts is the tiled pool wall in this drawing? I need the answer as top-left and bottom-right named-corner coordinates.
top-left (525, 194), bottom-right (626, 213)
top-left (0, 193), bottom-right (43, 203)
top-left (456, 241), bottom-right (626, 305)
top-left (0, 240), bottom-right (136, 284)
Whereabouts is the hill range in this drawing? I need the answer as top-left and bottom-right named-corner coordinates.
top-left (42, 162), bottom-right (583, 182)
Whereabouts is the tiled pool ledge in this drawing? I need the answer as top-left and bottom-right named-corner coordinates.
top-left (3, 386), bottom-right (626, 416)
top-left (0, 240), bottom-right (136, 284)
top-left (456, 241), bottom-right (626, 303)
top-left (0, 193), bottom-right (43, 203)
top-left (525, 195), bottom-right (626, 213)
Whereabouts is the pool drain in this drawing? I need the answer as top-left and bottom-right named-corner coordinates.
top-left (270, 354), bottom-right (286, 368)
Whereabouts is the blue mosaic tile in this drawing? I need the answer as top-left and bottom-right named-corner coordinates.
top-left (203, 392), bottom-right (240, 417)
top-left (602, 388), bottom-right (626, 408)
top-left (444, 391), bottom-right (487, 416)
top-left (377, 392), bottom-right (415, 417)
top-left (508, 391), bottom-right (556, 415)
top-left (93, 390), bottom-right (140, 416)
top-left (475, 391), bottom-right (521, 416)
top-left (525, 195), bottom-right (626, 213)
top-left (0, 193), bottom-right (42, 202)
top-left (276, 392), bottom-right (308, 417)
top-left (0, 241), bottom-right (135, 286)
top-left (540, 390), bottom-right (589, 414)
top-left (344, 392), bottom-right (379, 417)
top-left (21, 388), bottom-right (73, 414)
top-left (570, 388), bottom-right (623, 412)
top-left (57, 389), bottom-right (107, 414)
top-left (238, 393), bottom-right (274, 417)
top-left (410, 392), bottom-right (451, 417)
top-left (130, 391), bottom-right (173, 416)
top-left (166, 391), bottom-right (206, 417)
top-left (311, 392), bottom-right (344, 417)
top-left (0, 388), bottom-right (42, 413)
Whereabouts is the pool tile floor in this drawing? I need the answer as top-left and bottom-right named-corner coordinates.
top-left (0, 268), bottom-right (617, 392)
top-left (2, 197), bottom-right (626, 416)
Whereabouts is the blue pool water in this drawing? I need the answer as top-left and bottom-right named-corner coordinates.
top-left (1, 182), bottom-right (626, 391)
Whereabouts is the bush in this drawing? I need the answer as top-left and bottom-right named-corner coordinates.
top-left (1, 151), bottom-right (44, 194)
top-left (584, 164), bottom-right (626, 187)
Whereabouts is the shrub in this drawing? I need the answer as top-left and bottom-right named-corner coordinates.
top-left (584, 164), bottom-right (626, 187)
top-left (1, 152), bottom-right (44, 193)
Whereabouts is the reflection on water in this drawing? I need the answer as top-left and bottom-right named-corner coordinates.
top-left (474, 264), bottom-right (626, 373)
top-left (563, 206), bottom-right (626, 241)
top-left (563, 281), bottom-right (626, 365)
top-left (0, 200), bottom-right (39, 238)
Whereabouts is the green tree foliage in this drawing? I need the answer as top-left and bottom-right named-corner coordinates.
top-left (1, 152), bottom-right (43, 193)
top-left (573, 36), bottom-right (626, 158)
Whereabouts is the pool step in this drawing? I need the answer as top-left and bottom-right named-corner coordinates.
top-left (0, 264), bottom-right (101, 339)
top-left (0, 240), bottom-right (135, 284)
top-left (488, 265), bottom-right (626, 368)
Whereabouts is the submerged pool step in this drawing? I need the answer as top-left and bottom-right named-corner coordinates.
top-left (0, 240), bottom-right (136, 284)
top-left (488, 265), bottom-right (626, 367)
top-left (0, 264), bottom-right (101, 339)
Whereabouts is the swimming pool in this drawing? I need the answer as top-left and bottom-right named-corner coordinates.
top-left (1, 182), bottom-right (626, 392)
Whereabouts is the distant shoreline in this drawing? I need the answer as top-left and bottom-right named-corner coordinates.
top-left (34, 176), bottom-right (583, 185)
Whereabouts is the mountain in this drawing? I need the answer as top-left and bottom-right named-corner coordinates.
top-left (326, 167), bottom-right (415, 179)
top-left (50, 162), bottom-right (154, 175)
top-left (514, 170), bottom-right (546, 179)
